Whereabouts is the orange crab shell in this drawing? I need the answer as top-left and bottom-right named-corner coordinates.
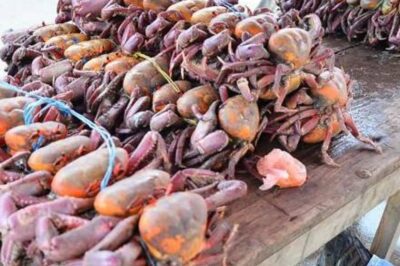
top-left (302, 114), bottom-right (341, 144)
top-left (268, 28), bottom-right (312, 69)
top-left (5, 122), bottom-right (68, 154)
top-left (143, 0), bottom-right (174, 12)
top-left (104, 56), bottom-right (141, 75)
top-left (51, 148), bottom-right (129, 198)
top-left (153, 81), bottom-right (192, 112)
top-left (234, 14), bottom-right (277, 39)
top-left (139, 192), bottom-right (208, 263)
top-left (0, 97), bottom-right (35, 138)
top-left (94, 169), bottom-right (170, 217)
top-left (165, 0), bottom-right (207, 22)
top-left (123, 53), bottom-right (170, 96)
top-left (33, 23), bottom-right (79, 42)
top-left (0, 111), bottom-right (24, 140)
top-left (259, 73), bottom-right (302, 100)
top-left (123, 0), bottom-right (144, 7)
top-left (82, 51), bottom-right (124, 72)
top-left (190, 6), bottom-right (227, 26)
top-left (28, 136), bottom-right (93, 174)
top-left (177, 84), bottom-right (219, 118)
top-left (44, 33), bottom-right (89, 59)
top-left (209, 12), bottom-right (242, 34)
top-left (218, 95), bottom-right (260, 142)
top-left (312, 67), bottom-right (349, 107)
top-left (64, 39), bottom-right (115, 62)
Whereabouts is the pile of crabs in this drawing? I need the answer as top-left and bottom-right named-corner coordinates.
top-left (280, 0), bottom-right (400, 50)
top-left (0, 0), bottom-right (381, 265)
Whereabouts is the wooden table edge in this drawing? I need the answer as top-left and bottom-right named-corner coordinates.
top-left (256, 167), bottom-right (400, 266)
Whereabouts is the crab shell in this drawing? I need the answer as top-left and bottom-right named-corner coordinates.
top-left (82, 52), bottom-right (124, 72)
top-left (5, 122), bottom-right (68, 154)
top-left (312, 67), bottom-right (349, 108)
top-left (33, 23), bottom-right (79, 42)
top-left (302, 113), bottom-right (341, 144)
top-left (123, 0), bottom-right (144, 7)
top-left (28, 135), bottom-right (93, 174)
top-left (44, 33), bottom-right (89, 59)
top-left (64, 39), bottom-right (115, 62)
top-left (190, 6), bottom-right (227, 26)
top-left (104, 56), bottom-right (141, 75)
top-left (259, 73), bottom-right (301, 100)
top-left (209, 12), bottom-right (242, 34)
top-left (94, 169), bottom-right (170, 216)
top-left (0, 97), bottom-right (35, 138)
top-left (123, 53), bottom-right (170, 96)
top-left (139, 192), bottom-right (207, 263)
top-left (218, 95), bottom-right (260, 142)
top-left (51, 148), bottom-right (129, 198)
top-left (0, 110), bottom-right (24, 141)
top-left (0, 96), bottom-right (35, 112)
top-left (144, 0), bottom-right (174, 12)
top-left (177, 84), bottom-right (219, 118)
top-left (165, 0), bottom-right (207, 22)
top-left (268, 28), bottom-right (312, 69)
top-left (234, 13), bottom-right (277, 39)
top-left (153, 81), bottom-right (192, 112)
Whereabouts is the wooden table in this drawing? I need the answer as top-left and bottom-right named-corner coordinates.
top-left (226, 38), bottom-right (400, 266)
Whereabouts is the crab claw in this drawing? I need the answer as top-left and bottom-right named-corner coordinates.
top-left (36, 215), bottom-right (121, 262)
top-left (150, 104), bottom-right (182, 132)
top-left (127, 131), bottom-right (171, 175)
top-left (256, 149), bottom-right (307, 190)
top-left (83, 240), bottom-right (142, 266)
top-left (7, 197), bottom-right (94, 239)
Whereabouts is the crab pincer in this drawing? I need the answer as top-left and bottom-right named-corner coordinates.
top-left (35, 215), bottom-right (121, 262)
top-left (0, 171), bottom-right (53, 234)
top-left (256, 149), bottom-right (307, 190)
top-left (1, 197), bottom-right (94, 265)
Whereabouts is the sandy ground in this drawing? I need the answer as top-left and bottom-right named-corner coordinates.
top-left (0, 0), bottom-right (398, 265)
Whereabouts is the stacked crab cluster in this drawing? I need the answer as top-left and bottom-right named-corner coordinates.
top-left (0, 0), bottom-right (382, 265)
top-left (0, 90), bottom-right (248, 264)
top-left (0, 120), bottom-right (246, 265)
top-left (280, 0), bottom-right (400, 50)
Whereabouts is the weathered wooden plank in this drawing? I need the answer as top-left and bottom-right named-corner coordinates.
top-left (227, 39), bottom-right (400, 266)
top-left (371, 190), bottom-right (400, 259)
top-left (260, 167), bottom-right (400, 266)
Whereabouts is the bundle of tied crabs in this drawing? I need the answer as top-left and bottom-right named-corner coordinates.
top-left (280, 0), bottom-right (400, 50)
top-left (0, 0), bottom-right (382, 265)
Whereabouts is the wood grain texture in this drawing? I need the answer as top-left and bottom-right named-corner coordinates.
top-left (371, 190), bottom-right (400, 259)
top-left (226, 39), bottom-right (400, 266)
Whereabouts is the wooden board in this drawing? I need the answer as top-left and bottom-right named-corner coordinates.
top-left (226, 38), bottom-right (400, 266)
top-left (371, 190), bottom-right (400, 259)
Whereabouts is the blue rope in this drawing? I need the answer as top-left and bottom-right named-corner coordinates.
top-left (218, 0), bottom-right (244, 17)
top-left (0, 80), bottom-right (116, 190)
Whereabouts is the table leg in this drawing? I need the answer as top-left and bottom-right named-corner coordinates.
top-left (370, 190), bottom-right (400, 260)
